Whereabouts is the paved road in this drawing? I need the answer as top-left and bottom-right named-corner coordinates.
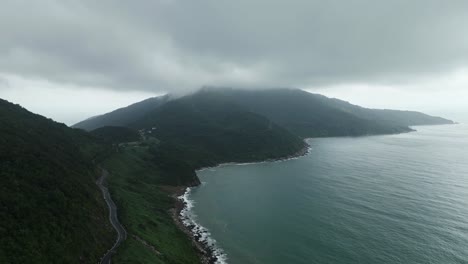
top-left (97, 169), bottom-right (127, 264)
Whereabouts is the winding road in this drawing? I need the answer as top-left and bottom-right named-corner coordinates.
top-left (97, 168), bottom-right (127, 264)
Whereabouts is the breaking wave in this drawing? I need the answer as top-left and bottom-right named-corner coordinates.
top-left (179, 187), bottom-right (228, 264)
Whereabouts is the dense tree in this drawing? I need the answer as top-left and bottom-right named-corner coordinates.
top-left (0, 99), bottom-right (114, 263)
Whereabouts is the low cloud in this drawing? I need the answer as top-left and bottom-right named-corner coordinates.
top-left (0, 74), bottom-right (157, 125)
top-left (1, 0), bottom-right (468, 93)
top-left (0, 77), bottom-right (9, 88)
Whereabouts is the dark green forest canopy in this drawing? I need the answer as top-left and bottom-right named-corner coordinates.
top-left (75, 88), bottom-right (453, 138)
top-left (0, 99), bottom-right (114, 264)
top-left (132, 92), bottom-right (307, 168)
top-left (185, 88), bottom-right (453, 137)
top-left (91, 126), bottom-right (140, 144)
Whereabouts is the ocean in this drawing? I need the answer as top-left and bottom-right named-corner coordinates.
top-left (183, 124), bottom-right (468, 264)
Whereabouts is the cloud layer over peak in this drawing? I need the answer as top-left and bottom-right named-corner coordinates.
top-left (1, 0), bottom-right (468, 93)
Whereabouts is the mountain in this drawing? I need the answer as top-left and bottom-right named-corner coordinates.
top-left (0, 90), bottom-right (309, 263)
top-left (74, 88), bottom-right (453, 138)
top-left (20, 87), bottom-right (452, 264)
top-left (74, 95), bottom-right (170, 131)
top-left (78, 94), bottom-right (307, 263)
top-left (131, 91), bottom-right (307, 169)
top-left (313, 94), bottom-right (454, 127)
top-left (193, 88), bottom-right (454, 137)
top-left (90, 93), bottom-right (307, 263)
top-left (90, 126), bottom-right (140, 144)
top-left (0, 99), bottom-right (114, 263)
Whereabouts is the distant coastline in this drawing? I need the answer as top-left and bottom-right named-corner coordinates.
top-left (170, 123), bottom-right (459, 263)
top-left (173, 124), bottom-right (468, 264)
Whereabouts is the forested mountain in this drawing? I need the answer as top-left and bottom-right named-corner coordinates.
top-left (0, 93), bottom-right (307, 263)
top-left (193, 88), bottom-right (409, 137)
top-left (0, 99), bottom-right (114, 263)
top-left (90, 126), bottom-right (140, 144)
top-left (73, 87), bottom-right (452, 186)
top-left (74, 95), bottom-right (170, 131)
top-left (74, 88), bottom-right (453, 138)
top-left (193, 88), bottom-right (454, 137)
top-left (1, 87), bottom-right (453, 263)
top-left (131, 92), bottom-right (306, 168)
top-left (312, 94), bottom-right (454, 127)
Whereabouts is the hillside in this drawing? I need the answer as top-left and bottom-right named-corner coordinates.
top-left (75, 93), bottom-right (307, 263)
top-left (89, 94), bottom-right (306, 263)
top-left (100, 145), bottom-right (204, 264)
top-left (131, 92), bottom-right (307, 168)
top-left (74, 88), bottom-right (453, 138)
top-left (0, 99), bottom-right (114, 263)
top-left (68, 88), bottom-right (455, 263)
top-left (313, 94), bottom-right (454, 127)
top-left (74, 95), bottom-right (170, 131)
top-left (195, 88), bottom-right (454, 137)
top-left (91, 126), bottom-right (140, 144)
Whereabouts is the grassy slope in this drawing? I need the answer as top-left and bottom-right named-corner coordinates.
top-left (0, 99), bottom-right (114, 263)
top-left (103, 146), bottom-right (201, 264)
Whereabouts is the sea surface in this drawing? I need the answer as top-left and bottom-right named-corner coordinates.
top-left (186, 124), bottom-right (468, 264)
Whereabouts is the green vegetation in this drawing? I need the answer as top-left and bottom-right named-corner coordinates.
top-left (94, 92), bottom-right (308, 263)
top-left (69, 87), bottom-right (454, 263)
top-left (74, 96), bottom-right (170, 131)
top-left (103, 145), bottom-right (201, 264)
top-left (133, 92), bottom-right (307, 168)
top-left (0, 91), bottom-right (306, 263)
top-left (91, 126), bottom-right (140, 144)
top-left (1, 87), bottom-right (455, 263)
top-left (0, 99), bottom-right (114, 263)
top-left (74, 88), bottom-right (453, 138)
top-left (190, 88), bottom-right (453, 137)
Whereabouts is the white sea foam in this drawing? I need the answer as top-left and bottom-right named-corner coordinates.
top-left (179, 187), bottom-right (228, 264)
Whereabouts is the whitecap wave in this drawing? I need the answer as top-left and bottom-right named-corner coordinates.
top-left (179, 188), bottom-right (228, 264)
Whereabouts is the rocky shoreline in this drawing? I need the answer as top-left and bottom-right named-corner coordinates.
top-left (170, 188), bottom-right (221, 264)
top-left (169, 143), bottom-right (311, 264)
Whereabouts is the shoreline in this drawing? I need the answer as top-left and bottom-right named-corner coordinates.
top-left (170, 188), bottom-right (223, 264)
top-left (166, 126), bottom-right (450, 263)
top-left (170, 143), bottom-right (311, 264)
top-left (168, 128), bottom-right (427, 263)
top-left (197, 141), bottom-right (312, 172)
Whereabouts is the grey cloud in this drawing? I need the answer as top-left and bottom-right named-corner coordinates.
top-left (1, 0), bottom-right (468, 93)
top-left (0, 76), bottom-right (9, 89)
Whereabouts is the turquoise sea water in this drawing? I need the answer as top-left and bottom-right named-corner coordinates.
top-left (187, 124), bottom-right (468, 264)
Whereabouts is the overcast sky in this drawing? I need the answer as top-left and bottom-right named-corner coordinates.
top-left (1, 0), bottom-right (467, 124)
